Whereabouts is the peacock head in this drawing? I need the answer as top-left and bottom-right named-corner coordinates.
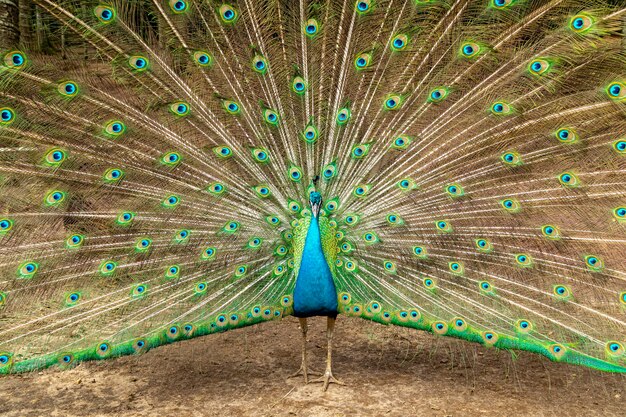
top-left (309, 191), bottom-right (322, 218)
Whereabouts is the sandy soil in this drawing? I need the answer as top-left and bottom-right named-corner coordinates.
top-left (1, 316), bottom-right (624, 417)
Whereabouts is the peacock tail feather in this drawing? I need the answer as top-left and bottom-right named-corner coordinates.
top-left (0, 0), bottom-right (625, 374)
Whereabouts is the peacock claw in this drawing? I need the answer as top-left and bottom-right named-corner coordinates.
top-left (289, 364), bottom-right (321, 384)
top-left (310, 370), bottom-right (344, 391)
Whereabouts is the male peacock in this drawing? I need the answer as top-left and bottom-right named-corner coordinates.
top-left (0, 0), bottom-right (625, 391)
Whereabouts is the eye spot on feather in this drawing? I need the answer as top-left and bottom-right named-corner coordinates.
top-left (500, 151), bottom-right (522, 166)
top-left (614, 207), bottom-right (626, 221)
top-left (475, 238), bottom-right (492, 253)
top-left (0, 354), bottom-right (10, 366)
top-left (353, 184), bottom-right (370, 197)
top-left (516, 320), bottom-right (532, 334)
top-left (193, 51), bottom-right (212, 67)
top-left (491, 101), bottom-right (512, 115)
top-left (336, 107), bottom-right (351, 125)
top-left (613, 140), bottom-right (626, 154)
top-left (219, 4), bottom-right (239, 23)
top-left (482, 331), bottom-right (498, 346)
top-left (550, 344), bottom-right (566, 359)
top-left (541, 225), bottom-right (561, 240)
top-left (479, 281), bottom-right (495, 295)
top-left (129, 56), bottom-right (149, 71)
top-left (97, 343), bottom-right (110, 357)
top-left (449, 261), bottom-right (463, 274)
top-left (292, 76), bottom-right (307, 94)
top-left (351, 144), bottom-right (370, 159)
top-left (435, 220), bottom-right (452, 233)
top-left (500, 198), bottom-right (521, 213)
top-left (58, 81), bottom-right (78, 97)
top-left (354, 53), bottom-right (372, 70)
top-left (432, 321), bottom-right (448, 334)
top-left (515, 253), bottom-right (533, 268)
top-left (169, 0), bottom-right (188, 13)
top-left (553, 285), bottom-right (572, 301)
top-left (263, 109), bottom-right (279, 125)
top-left (66, 292), bottom-right (80, 305)
top-left (386, 213), bottom-right (403, 225)
top-left (304, 19), bottom-right (319, 37)
top-left (460, 42), bottom-right (480, 58)
top-left (356, 0), bottom-right (372, 13)
top-left (6, 51), bottom-right (26, 68)
top-left (445, 183), bottom-right (464, 197)
top-left (606, 341), bottom-right (624, 357)
top-left (429, 87), bottom-right (449, 103)
top-left (195, 282), bottom-right (207, 294)
top-left (423, 278), bottom-right (436, 289)
top-left (584, 255), bottom-right (603, 272)
top-left (0, 107), bottom-right (15, 125)
top-left (162, 195), bottom-right (180, 208)
top-left (528, 58), bottom-right (552, 76)
top-left (133, 339), bottom-right (147, 352)
top-left (453, 318), bottom-right (468, 331)
top-left (606, 82), bottom-right (625, 100)
top-left (392, 135), bottom-right (411, 150)
top-left (569, 14), bottom-right (593, 33)
top-left (0, 218), bottom-right (13, 233)
top-left (384, 94), bottom-right (402, 110)
top-left (491, 0), bottom-right (514, 9)
top-left (555, 128), bottom-right (577, 143)
top-left (558, 172), bottom-right (580, 188)
top-left (390, 34), bottom-right (408, 51)
top-left (170, 102), bottom-right (190, 116)
top-left (60, 354), bottom-right (73, 365)
top-left (167, 326), bottom-right (180, 339)
top-left (95, 5), bottom-right (115, 23)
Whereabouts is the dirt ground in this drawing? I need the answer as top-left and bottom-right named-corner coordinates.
top-left (1, 316), bottom-right (624, 417)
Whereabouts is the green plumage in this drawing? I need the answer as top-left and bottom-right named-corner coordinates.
top-left (0, 0), bottom-right (625, 376)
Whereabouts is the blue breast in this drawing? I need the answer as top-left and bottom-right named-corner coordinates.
top-left (293, 216), bottom-right (338, 317)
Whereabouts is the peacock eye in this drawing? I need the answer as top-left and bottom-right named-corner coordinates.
top-left (304, 19), bottom-right (319, 37)
top-left (0, 108), bottom-right (15, 124)
top-left (491, 101), bottom-right (511, 115)
top-left (95, 6), bottom-right (115, 22)
top-left (390, 34), bottom-right (408, 51)
top-left (492, 0), bottom-right (513, 8)
top-left (356, 0), bottom-right (372, 13)
top-left (384, 95), bottom-right (402, 110)
top-left (460, 42), bottom-right (480, 58)
top-left (58, 81), bottom-right (78, 97)
top-left (219, 4), bottom-right (238, 23)
top-left (569, 14), bottom-right (593, 33)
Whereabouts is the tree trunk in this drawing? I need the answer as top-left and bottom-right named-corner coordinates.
top-left (0, 0), bottom-right (20, 49)
top-left (34, 4), bottom-right (51, 53)
top-left (60, 26), bottom-right (66, 59)
top-left (18, 0), bottom-right (32, 49)
top-left (158, 11), bottom-right (167, 49)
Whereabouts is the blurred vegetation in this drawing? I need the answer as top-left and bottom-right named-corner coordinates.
top-left (0, 1), bottom-right (165, 57)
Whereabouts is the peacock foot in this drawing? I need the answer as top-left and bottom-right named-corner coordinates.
top-left (310, 370), bottom-right (345, 391)
top-left (289, 364), bottom-right (321, 384)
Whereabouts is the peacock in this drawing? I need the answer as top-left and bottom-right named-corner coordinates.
top-left (0, 0), bottom-right (625, 392)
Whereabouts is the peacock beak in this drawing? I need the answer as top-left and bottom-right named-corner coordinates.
top-left (310, 200), bottom-right (321, 218)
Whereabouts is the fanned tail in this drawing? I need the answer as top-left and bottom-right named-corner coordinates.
top-left (0, 0), bottom-right (625, 374)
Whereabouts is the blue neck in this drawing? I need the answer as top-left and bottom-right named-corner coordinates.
top-left (292, 216), bottom-right (338, 317)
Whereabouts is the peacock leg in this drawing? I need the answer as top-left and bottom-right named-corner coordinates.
top-left (289, 317), bottom-right (320, 383)
top-left (311, 316), bottom-right (344, 391)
